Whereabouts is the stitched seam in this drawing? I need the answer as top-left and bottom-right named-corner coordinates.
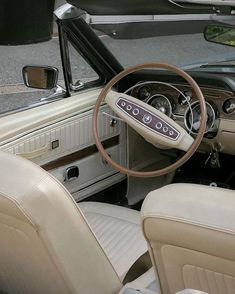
top-left (0, 194), bottom-right (72, 293)
top-left (0, 190), bottom-right (36, 228)
top-left (142, 215), bottom-right (235, 236)
top-left (83, 211), bottom-right (140, 226)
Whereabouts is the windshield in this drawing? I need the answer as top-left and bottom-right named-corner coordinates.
top-left (96, 29), bottom-right (235, 69)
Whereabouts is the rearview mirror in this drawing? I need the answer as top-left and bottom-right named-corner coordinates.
top-left (204, 24), bottom-right (235, 48)
top-left (22, 65), bottom-right (59, 90)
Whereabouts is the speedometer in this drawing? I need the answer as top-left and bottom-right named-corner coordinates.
top-left (146, 94), bottom-right (172, 117)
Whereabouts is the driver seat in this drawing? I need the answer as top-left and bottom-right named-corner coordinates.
top-left (0, 151), bottom-right (148, 294)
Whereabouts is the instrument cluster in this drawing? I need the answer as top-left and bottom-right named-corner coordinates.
top-left (131, 82), bottom-right (235, 138)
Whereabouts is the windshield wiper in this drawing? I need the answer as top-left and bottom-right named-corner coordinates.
top-left (196, 63), bottom-right (235, 74)
top-left (182, 54), bottom-right (235, 71)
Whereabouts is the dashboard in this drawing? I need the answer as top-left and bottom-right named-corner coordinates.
top-left (122, 72), bottom-right (235, 155)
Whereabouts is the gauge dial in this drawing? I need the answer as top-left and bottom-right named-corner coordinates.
top-left (147, 94), bottom-right (172, 117)
top-left (185, 101), bottom-right (215, 134)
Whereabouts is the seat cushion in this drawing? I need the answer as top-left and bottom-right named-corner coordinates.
top-left (79, 202), bottom-right (148, 281)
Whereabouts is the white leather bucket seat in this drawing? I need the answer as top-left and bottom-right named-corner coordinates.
top-left (142, 183), bottom-right (235, 294)
top-left (0, 151), bottom-right (147, 294)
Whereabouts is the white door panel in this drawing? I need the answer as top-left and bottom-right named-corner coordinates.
top-left (50, 144), bottom-right (125, 201)
top-left (0, 89), bottom-right (127, 199)
top-left (0, 89), bottom-right (101, 145)
top-left (0, 105), bottom-right (121, 166)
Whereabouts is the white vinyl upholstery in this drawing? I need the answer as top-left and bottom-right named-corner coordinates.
top-left (0, 150), bottom-right (146, 294)
top-left (79, 202), bottom-right (148, 281)
top-left (141, 183), bottom-right (235, 294)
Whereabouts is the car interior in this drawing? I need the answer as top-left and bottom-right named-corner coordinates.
top-left (0, 1), bottom-right (235, 294)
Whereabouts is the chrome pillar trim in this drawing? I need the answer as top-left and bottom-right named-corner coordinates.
top-left (70, 80), bottom-right (85, 91)
top-left (54, 3), bottom-right (82, 20)
top-left (87, 14), bottom-right (235, 25)
top-left (40, 85), bottom-right (66, 102)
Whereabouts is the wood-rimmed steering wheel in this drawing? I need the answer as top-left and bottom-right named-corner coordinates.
top-left (92, 62), bottom-right (207, 177)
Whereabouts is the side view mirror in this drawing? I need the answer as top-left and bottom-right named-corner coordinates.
top-left (22, 65), bottom-right (59, 90)
top-left (204, 24), bottom-right (235, 48)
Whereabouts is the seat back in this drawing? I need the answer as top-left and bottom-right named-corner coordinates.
top-left (0, 151), bottom-right (121, 294)
top-left (141, 183), bottom-right (235, 294)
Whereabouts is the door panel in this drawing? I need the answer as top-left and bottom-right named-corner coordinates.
top-left (0, 89), bottom-right (102, 144)
top-left (1, 105), bottom-right (121, 166)
top-left (0, 89), bottom-right (127, 199)
top-left (50, 144), bottom-right (124, 201)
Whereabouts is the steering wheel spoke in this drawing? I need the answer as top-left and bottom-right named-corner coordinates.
top-left (105, 90), bottom-right (194, 152)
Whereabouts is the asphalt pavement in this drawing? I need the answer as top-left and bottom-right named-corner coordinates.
top-left (0, 32), bottom-right (235, 113)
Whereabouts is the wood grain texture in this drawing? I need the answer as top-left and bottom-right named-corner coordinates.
top-left (42, 136), bottom-right (119, 171)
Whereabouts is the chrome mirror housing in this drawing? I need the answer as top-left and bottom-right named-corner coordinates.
top-left (22, 65), bottom-right (59, 90)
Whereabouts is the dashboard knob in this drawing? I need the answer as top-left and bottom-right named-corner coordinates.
top-left (178, 90), bottom-right (192, 106)
top-left (223, 98), bottom-right (235, 114)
